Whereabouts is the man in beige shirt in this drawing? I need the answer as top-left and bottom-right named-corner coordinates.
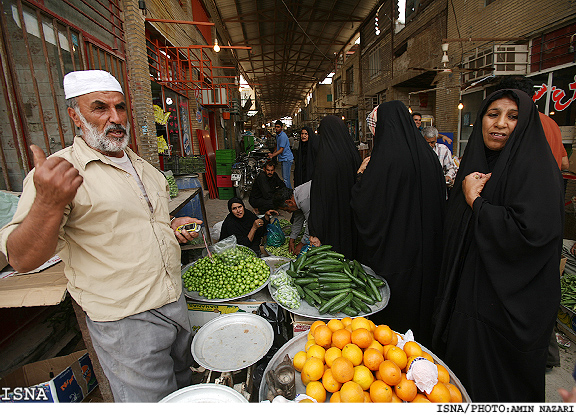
top-left (0, 70), bottom-right (200, 402)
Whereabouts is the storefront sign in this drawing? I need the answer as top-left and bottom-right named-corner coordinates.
top-left (534, 75), bottom-right (576, 112)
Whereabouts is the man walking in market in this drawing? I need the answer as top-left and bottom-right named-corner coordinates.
top-left (268, 120), bottom-right (294, 188)
top-left (0, 70), bottom-right (200, 402)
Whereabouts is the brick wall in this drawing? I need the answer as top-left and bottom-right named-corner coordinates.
top-left (122, 0), bottom-right (159, 167)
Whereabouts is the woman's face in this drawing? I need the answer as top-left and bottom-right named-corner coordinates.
top-left (481, 96), bottom-right (518, 151)
top-left (301, 129), bottom-right (309, 142)
top-left (231, 203), bottom-right (244, 219)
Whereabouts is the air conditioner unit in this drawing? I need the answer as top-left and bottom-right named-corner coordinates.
top-left (200, 87), bottom-right (229, 107)
top-left (463, 44), bottom-right (528, 84)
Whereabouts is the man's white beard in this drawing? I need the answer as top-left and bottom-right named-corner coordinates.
top-left (76, 110), bottom-right (130, 154)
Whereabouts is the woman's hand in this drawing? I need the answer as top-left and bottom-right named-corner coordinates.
top-left (462, 172), bottom-right (491, 208)
top-left (253, 218), bottom-right (265, 229)
top-left (357, 156), bottom-right (371, 174)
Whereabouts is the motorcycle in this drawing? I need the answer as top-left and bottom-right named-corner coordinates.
top-left (231, 141), bottom-right (269, 199)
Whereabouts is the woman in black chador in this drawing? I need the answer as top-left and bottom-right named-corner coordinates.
top-left (308, 115), bottom-right (361, 259)
top-left (350, 101), bottom-right (446, 348)
top-left (219, 197), bottom-right (277, 255)
top-left (293, 126), bottom-right (319, 187)
top-left (432, 89), bottom-right (564, 402)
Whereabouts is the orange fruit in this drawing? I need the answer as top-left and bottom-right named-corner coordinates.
top-left (391, 391), bottom-right (403, 403)
top-left (329, 391), bottom-right (341, 403)
top-left (327, 319), bottom-right (345, 332)
top-left (306, 380), bottom-right (327, 403)
top-left (310, 320), bottom-right (326, 336)
top-left (367, 339), bottom-right (384, 354)
top-left (307, 331), bottom-right (315, 340)
top-left (293, 351), bottom-right (307, 372)
top-left (369, 379), bottom-right (393, 402)
top-left (445, 382), bottom-right (463, 403)
top-left (364, 391), bottom-right (372, 402)
top-left (301, 370), bottom-right (311, 386)
top-left (368, 320), bottom-right (376, 332)
top-left (353, 365), bottom-right (374, 390)
top-left (437, 364), bottom-right (450, 384)
top-left (341, 316), bottom-right (352, 327)
top-left (382, 344), bottom-right (395, 356)
top-left (390, 331), bottom-right (399, 345)
top-left (307, 344), bottom-right (326, 362)
top-left (299, 398), bottom-right (314, 403)
top-left (332, 328), bottom-right (352, 349)
top-left (305, 339), bottom-right (316, 352)
top-left (351, 328), bottom-right (373, 348)
top-left (422, 351), bottom-right (434, 362)
top-left (321, 368), bottom-right (342, 393)
top-left (342, 343), bottom-right (363, 366)
top-left (301, 357), bottom-right (324, 384)
top-left (324, 346), bottom-right (342, 367)
top-left (403, 341), bottom-right (423, 358)
top-left (412, 393), bottom-right (431, 403)
top-left (426, 382), bottom-right (451, 403)
top-left (351, 317), bottom-right (371, 331)
top-left (345, 324), bottom-right (353, 333)
top-left (340, 381), bottom-right (365, 403)
top-left (314, 325), bottom-right (333, 348)
top-left (386, 346), bottom-right (408, 370)
top-left (374, 325), bottom-right (394, 345)
top-left (378, 359), bottom-right (402, 385)
top-left (374, 369), bottom-right (382, 380)
top-left (395, 373), bottom-right (417, 402)
top-left (331, 356), bottom-right (354, 383)
top-left (363, 348), bottom-right (385, 371)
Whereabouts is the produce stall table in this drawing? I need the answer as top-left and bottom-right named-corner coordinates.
top-left (0, 188), bottom-right (213, 402)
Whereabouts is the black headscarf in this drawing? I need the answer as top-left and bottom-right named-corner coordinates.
top-left (219, 197), bottom-right (264, 253)
top-left (309, 115), bottom-right (361, 258)
top-left (350, 101), bottom-right (446, 346)
top-left (294, 126), bottom-right (319, 187)
top-left (432, 89), bottom-right (564, 402)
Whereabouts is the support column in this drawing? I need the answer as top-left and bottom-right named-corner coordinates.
top-left (121, 0), bottom-right (159, 168)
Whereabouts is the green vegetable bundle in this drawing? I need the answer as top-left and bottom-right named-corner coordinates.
top-left (281, 245), bottom-right (385, 316)
top-left (166, 175), bottom-right (179, 198)
top-left (561, 274), bottom-right (576, 311)
top-left (266, 240), bottom-right (297, 259)
top-left (182, 253), bottom-right (269, 300)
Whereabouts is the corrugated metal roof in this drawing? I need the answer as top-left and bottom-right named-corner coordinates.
top-left (210, 0), bottom-right (379, 120)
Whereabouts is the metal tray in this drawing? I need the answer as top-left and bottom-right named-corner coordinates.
top-left (181, 258), bottom-right (271, 303)
top-left (160, 383), bottom-right (248, 403)
top-left (191, 313), bottom-right (274, 372)
top-left (261, 255), bottom-right (292, 271)
top-left (269, 262), bottom-right (390, 320)
top-left (258, 331), bottom-right (471, 402)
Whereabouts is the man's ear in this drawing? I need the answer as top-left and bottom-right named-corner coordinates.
top-left (67, 107), bottom-right (83, 128)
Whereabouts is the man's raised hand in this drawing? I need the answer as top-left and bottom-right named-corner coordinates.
top-left (31, 144), bottom-right (83, 209)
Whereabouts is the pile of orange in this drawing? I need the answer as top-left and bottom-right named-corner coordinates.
top-left (292, 317), bottom-right (463, 403)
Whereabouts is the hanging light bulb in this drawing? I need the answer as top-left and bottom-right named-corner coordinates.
top-left (213, 39), bottom-right (220, 53)
top-left (408, 106), bottom-right (412, 114)
top-left (458, 100), bottom-right (463, 110)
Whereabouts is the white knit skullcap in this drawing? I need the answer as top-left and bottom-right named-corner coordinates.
top-left (63, 70), bottom-right (123, 99)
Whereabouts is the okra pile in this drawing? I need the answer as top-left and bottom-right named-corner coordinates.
top-left (285, 245), bottom-right (385, 316)
top-left (561, 274), bottom-right (576, 311)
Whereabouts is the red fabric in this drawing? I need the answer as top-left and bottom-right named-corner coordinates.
top-left (539, 112), bottom-right (567, 169)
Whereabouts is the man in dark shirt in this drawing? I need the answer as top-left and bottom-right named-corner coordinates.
top-left (249, 160), bottom-right (286, 213)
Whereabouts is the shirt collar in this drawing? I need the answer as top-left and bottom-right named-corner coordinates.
top-left (72, 135), bottom-right (142, 170)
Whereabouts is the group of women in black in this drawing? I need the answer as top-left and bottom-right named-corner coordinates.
top-left (305, 90), bottom-right (563, 402)
top-left (219, 88), bottom-right (563, 401)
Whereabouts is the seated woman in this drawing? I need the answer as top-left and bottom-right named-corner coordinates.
top-left (219, 197), bottom-right (277, 255)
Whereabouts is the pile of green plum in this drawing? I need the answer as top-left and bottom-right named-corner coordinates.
top-left (182, 253), bottom-right (270, 300)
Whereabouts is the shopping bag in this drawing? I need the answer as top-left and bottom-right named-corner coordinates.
top-left (266, 218), bottom-right (286, 247)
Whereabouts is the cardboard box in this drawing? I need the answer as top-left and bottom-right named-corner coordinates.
top-left (291, 316), bottom-right (314, 337)
top-left (0, 262), bottom-right (67, 308)
top-left (0, 350), bottom-right (98, 402)
top-left (187, 289), bottom-right (275, 336)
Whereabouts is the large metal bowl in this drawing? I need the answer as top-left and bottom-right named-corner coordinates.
top-left (160, 384), bottom-right (248, 403)
top-left (258, 331), bottom-right (471, 403)
top-left (269, 261), bottom-right (390, 320)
